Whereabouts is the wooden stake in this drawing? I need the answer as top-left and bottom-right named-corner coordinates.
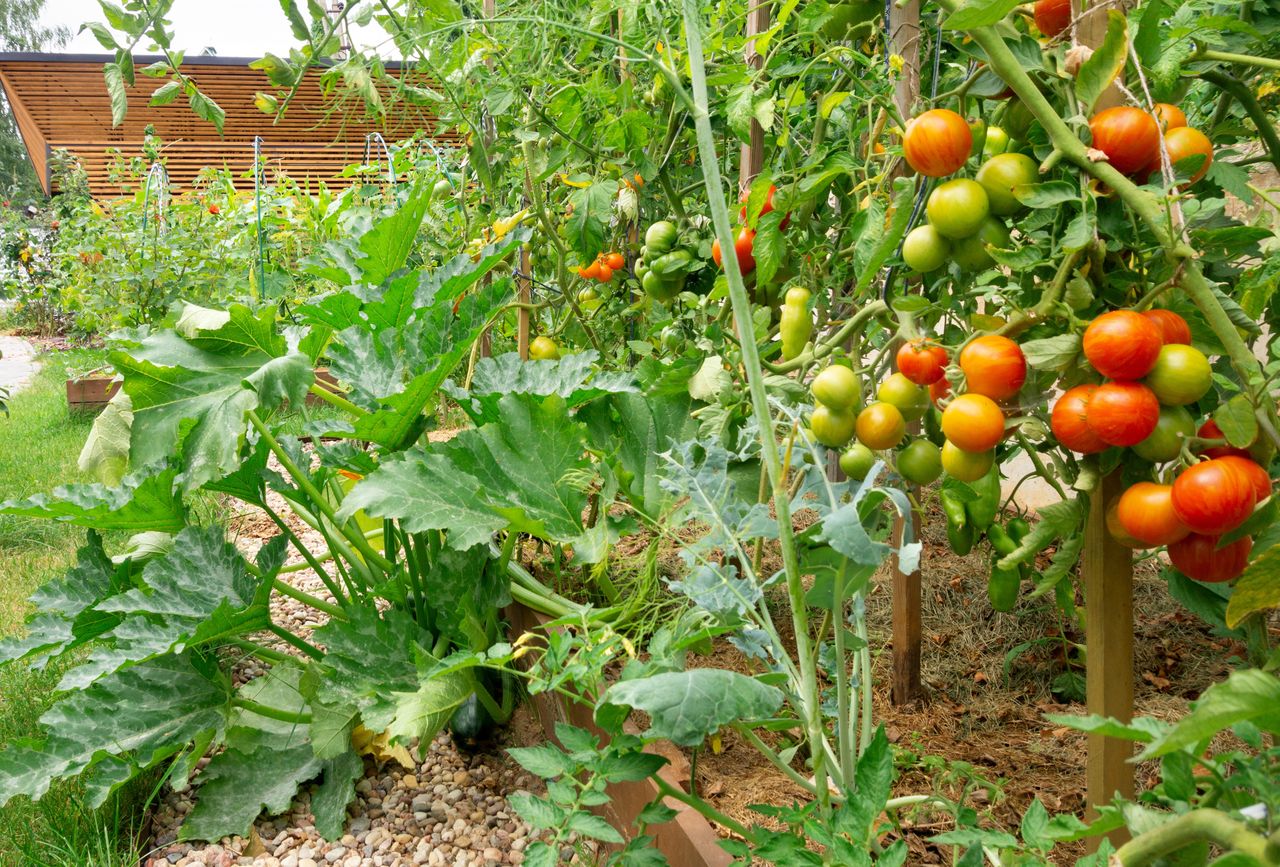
top-left (888, 0), bottom-right (923, 707)
top-left (739, 0), bottom-right (769, 191)
top-left (891, 506), bottom-right (923, 704)
top-left (517, 245), bottom-right (531, 360)
top-left (1084, 471), bottom-right (1134, 848)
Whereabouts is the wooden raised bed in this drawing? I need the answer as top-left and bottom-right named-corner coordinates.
top-left (506, 602), bottom-right (733, 867)
top-left (66, 374), bottom-right (120, 413)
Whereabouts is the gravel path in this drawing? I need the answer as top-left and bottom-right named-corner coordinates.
top-left (0, 335), bottom-right (39, 396)
top-left (142, 464), bottom-right (554, 867)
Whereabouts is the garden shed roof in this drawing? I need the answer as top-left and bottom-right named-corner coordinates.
top-left (0, 52), bottom-right (458, 197)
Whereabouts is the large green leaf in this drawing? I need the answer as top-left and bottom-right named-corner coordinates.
top-left (312, 752), bottom-right (364, 840)
top-left (602, 669), bottom-right (783, 747)
top-left (1074, 11), bottom-right (1128, 115)
top-left (343, 278), bottom-right (515, 448)
top-left (388, 669), bottom-right (473, 745)
top-left (0, 654), bottom-right (229, 807)
top-left (448, 350), bottom-right (638, 426)
top-left (356, 183), bottom-right (434, 286)
top-left (57, 529), bottom-right (276, 691)
top-left (0, 466), bottom-right (185, 532)
top-left (179, 743), bottom-right (322, 842)
top-left (343, 393), bottom-right (602, 557)
top-left (112, 305), bottom-right (313, 489)
top-left (311, 608), bottom-right (428, 732)
top-left (581, 389), bottom-right (698, 520)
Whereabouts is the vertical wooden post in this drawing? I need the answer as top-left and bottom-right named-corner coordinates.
top-left (888, 0), bottom-right (923, 707)
top-left (1084, 471), bottom-right (1134, 847)
top-left (740, 1), bottom-right (769, 192)
top-left (517, 246), bottom-right (531, 359)
top-left (477, 0), bottom-right (498, 360)
top-left (1077, 1), bottom-right (1134, 849)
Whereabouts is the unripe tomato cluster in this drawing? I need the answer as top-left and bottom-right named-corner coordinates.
top-left (900, 108), bottom-right (1037, 276)
top-left (1051, 307), bottom-right (1270, 583)
top-left (577, 250), bottom-right (625, 283)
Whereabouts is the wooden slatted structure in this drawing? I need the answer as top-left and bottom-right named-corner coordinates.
top-left (0, 52), bottom-right (462, 197)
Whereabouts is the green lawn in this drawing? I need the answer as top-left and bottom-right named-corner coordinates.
top-left (0, 348), bottom-right (149, 867)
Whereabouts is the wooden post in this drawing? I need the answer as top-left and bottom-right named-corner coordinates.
top-left (517, 246), bottom-right (531, 359)
top-left (888, 0), bottom-right (923, 707)
top-left (1076, 1), bottom-right (1135, 849)
top-left (739, 0), bottom-right (769, 191)
top-left (1084, 471), bottom-right (1134, 848)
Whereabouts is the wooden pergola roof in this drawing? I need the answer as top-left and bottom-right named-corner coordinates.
top-left (0, 52), bottom-right (461, 197)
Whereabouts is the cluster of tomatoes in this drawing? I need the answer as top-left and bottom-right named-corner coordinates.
top-left (576, 250), bottom-right (625, 283)
top-left (711, 184), bottom-right (793, 276)
top-left (806, 361), bottom-right (944, 488)
top-left (899, 108), bottom-right (1035, 275)
top-left (1090, 103), bottom-right (1213, 185)
top-left (1049, 308), bottom-right (1267, 582)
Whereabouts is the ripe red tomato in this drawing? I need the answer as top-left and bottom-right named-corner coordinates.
top-left (605, 251), bottom-right (625, 271)
top-left (897, 340), bottom-right (948, 386)
top-left (941, 393), bottom-right (1005, 452)
top-left (1216, 456), bottom-right (1271, 503)
top-left (1171, 458), bottom-right (1257, 535)
top-left (208, 204), bottom-right (220, 215)
top-left (739, 184), bottom-right (790, 230)
top-left (1033, 0), bottom-right (1071, 37)
top-left (712, 227), bottom-right (756, 274)
top-left (903, 109), bottom-right (972, 178)
top-left (1115, 482), bottom-right (1190, 547)
top-left (959, 335), bottom-right (1026, 401)
top-left (1082, 310), bottom-right (1163, 380)
top-left (1162, 126), bottom-right (1213, 184)
top-left (1167, 533), bottom-right (1253, 583)
top-left (1085, 381), bottom-right (1160, 446)
top-left (596, 264), bottom-right (614, 282)
top-left (1051, 385), bottom-right (1108, 454)
top-left (1089, 106), bottom-right (1160, 176)
top-left (1152, 103), bottom-right (1187, 131)
top-left (1141, 309), bottom-right (1191, 345)
top-left (1197, 419), bottom-right (1252, 459)
top-left (583, 260), bottom-right (604, 280)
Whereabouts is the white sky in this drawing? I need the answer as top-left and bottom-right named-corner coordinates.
top-left (40, 0), bottom-right (385, 58)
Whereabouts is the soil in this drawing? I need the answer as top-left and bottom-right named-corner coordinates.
top-left (680, 496), bottom-right (1263, 864)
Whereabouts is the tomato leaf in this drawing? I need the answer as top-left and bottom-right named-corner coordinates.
top-left (1013, 181), bottom-right (1077, 209)
top-left (566, 181), bottom-right (616, 264)
top-left (1020, 334), bottom-right (1082, 372)
top-left (187, 88), bottom-right (226, 135)
top-left (753, 210), bottom-right (787, 285)
top-left (943, 0), bottom-right (1022, 30)
top-left (1214, 395), bottom-right (1258, 448)
top-left (1226, 545), bottom-right (1280, 628)
top-left (1074, 11), bottom-right (1129, 115)
top-left (602, 669), bottom-right (783, 746)
top-left (102, 61), bottom-right (129, 127)
top-left (1137, 669), bottom-right (1280, 758)
top-left (1133, 0), bottom-right (1168, 70)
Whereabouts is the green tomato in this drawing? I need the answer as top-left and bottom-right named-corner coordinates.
top-left (1002, 99), bottom-right (1035, 143)
top-left (983, 125), bottom-right (1010, 156)
top-left (926, 179), bottom-right (990, 240)
top-left (941, 441), bottom-right (995, 482)
top-left (1132, 405), bottom-right (1196, 463)
top-left (897, 440), bottom-right (943, 485)
top-left (433, 178), bottom-right (454, 200)
top-left (821, 0), bottom-right (881, 39)
top-left (644, 220), bottom-right (679, 254)
top-left (976, 152), bottom-right (1038, 216)
top-left (901, 224), bottom-right (951, 273)
top-left (811, 364), bottom-right (859, 411)
top-left (951, 217), bottom-right (1012, 271)
top-left (811, 405), bottom-right (857, 448)
top-left (1143, 344), bottom-right (1213, 406)
top-left (529, 336), bottom-right (560, 361)
top-left (642, 270), bottom-right (679, 302)
top-left (877, 372), bottom-right (929, 423)
top-left (839, 443), bottom-right (877, 480)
